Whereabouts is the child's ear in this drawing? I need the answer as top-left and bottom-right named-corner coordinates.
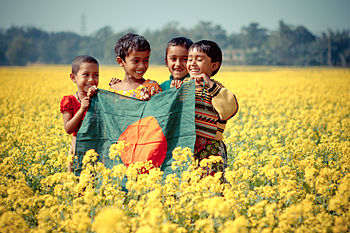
top-left (70, 73), bottom-right (76, 83)
top-left (211, 62), bottom-right (220, 72)
top-left (116, 57), bottom-right (124, 67)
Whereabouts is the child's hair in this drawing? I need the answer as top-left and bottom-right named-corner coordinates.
top-left (189, 40), bottom-right (222, 76)
top-left (71, 55), bottom-right (99, 74)
top-left (165, 37), bottom-right (193, 58)
top-left (114, 33), bottom-right (151, 61)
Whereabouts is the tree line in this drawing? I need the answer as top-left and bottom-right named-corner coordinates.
top-left (1, 20), bottom-right (349, 66)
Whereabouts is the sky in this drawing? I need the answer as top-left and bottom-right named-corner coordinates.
top-left (1, 0), bottom-right (350, 35)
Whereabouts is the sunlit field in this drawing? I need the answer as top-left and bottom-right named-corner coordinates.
top-left (1, 65), bottom-right (349, 232)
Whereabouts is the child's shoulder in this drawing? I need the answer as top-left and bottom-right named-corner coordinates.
top-left (211, 79), bottom-right (225, 88)
top-left (143, 79), bottom-right (162, 94)
top-left (144, 79), bottom-right (162, 89)
top-left (60, 95), bottom-right (79, 112)
top-left (61, 95), bottom-right (77, 103)
top-left (144, 79), bottom-right (160, 85)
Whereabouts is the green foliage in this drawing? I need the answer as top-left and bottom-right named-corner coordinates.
top-left (5, 37), bottom-right (36, 65)
top-left (0, 21), bottom-right (349, 66)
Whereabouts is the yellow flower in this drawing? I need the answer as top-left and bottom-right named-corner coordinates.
top-left (92, 207), bottom-right (129, 233)
top-left (0, 211), bottom-right (29, 233)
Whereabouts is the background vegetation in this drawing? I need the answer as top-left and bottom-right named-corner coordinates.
top-left (1, 20), bottom-right (349, 66)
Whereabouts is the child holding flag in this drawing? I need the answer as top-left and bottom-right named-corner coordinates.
top-left (109, 33), bottom-right (161, 99)
top-left (160, 37), bottom-right (193, 91)
top-left (183, 40), bottom-right (239, 173)
top-left (60, 55), bottom-right (99, 171)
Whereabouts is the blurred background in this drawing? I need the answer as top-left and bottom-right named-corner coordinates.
top-left (1, 0), bottom-right (349, 66)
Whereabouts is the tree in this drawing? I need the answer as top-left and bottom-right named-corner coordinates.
top-left (268, 21), bottom-right (316, 65)
top-left (49, 32), bottom-right (81, 64)
top-left (188, 21), bottom-right (228, 48)
top-left (322, 30), bottom-right (350, 66)
top-left (240, 22), bottom-right (268, 49)
top-left (5, 37), bottom-right (36, 65)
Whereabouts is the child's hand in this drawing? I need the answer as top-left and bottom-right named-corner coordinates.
top-left (170, 80), bottom-right (183, 89)
top-left (80, 96), bottom-right (91, 110)
top-left (109, 77), bottom-right (122, 86)
top-left (140, 92), bottom-right (151, 101)
top-left (87, 85), bottom-right (97, 98)
top-left (190, 74), bottom-right (214, 89)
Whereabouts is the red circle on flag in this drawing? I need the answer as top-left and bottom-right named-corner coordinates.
top-left (118, 116), bottom-right (167, 167)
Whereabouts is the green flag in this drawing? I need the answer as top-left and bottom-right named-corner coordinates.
top-left (74, 80), bottom-right (196, 178)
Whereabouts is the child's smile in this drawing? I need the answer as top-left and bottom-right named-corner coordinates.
top-left (71, 62), bottom-right (99, 95)
top-left (166, 46), bottom-right (188, 79)
top-left (187, 48), bottom-right (217, 77)
top-left (119, 50), bottom-right (150, 80)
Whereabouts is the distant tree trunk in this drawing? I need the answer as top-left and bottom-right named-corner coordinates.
top-left (327, 33), bottom-right (332, 66)
top-left (339, 54), bottom-right (346, 67)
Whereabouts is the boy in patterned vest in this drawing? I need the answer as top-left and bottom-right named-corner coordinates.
top-left (183, 40), bottom-right (238, 173)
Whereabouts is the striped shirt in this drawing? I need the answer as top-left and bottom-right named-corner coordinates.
top-left (184, 77), bottom-right (238, 140)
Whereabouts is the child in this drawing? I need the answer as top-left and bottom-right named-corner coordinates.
top-left (60, 55), bottom-right (99, 171)
top-left (160, 37), bottom-right (193, 91)
top-left (183, 40), bottom-right (238, 173)
top-left (109, 33), bottom-right (161, 99)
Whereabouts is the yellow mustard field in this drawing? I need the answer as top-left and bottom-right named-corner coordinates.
top-left (0, 65), bottom-right (349, 232)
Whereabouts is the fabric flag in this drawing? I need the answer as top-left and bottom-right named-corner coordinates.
top-left (74, 80), bottom-right (196, 178)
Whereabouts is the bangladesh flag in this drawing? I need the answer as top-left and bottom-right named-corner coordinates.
top-left (74, 80), bottom-right (196, 178)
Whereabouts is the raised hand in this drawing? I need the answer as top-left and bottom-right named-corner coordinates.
top-left (139, 91), bottom-right (151, 101)
top-left (190, 73), bottom-right (214, 89)
top-left (109, 77), bottom-right (122, 86)
top-left (87, 85), bottom-right (98, 98)
top-left (170, 80), bottom-right (184, 89)
top-left (80, 96), bottom-right (91, 110)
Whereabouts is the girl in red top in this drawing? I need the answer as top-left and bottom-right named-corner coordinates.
top-left (60, 55), bottom-right (99, 171)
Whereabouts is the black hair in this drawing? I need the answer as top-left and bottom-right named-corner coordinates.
top-left (71, 55), bottom-right (99, 74)
top-left (189, 40), bottom-right (222, 76)
top-left (114, 33), bottom-right (151, 61)
top-left (165, 37), bottom-right (193, 58)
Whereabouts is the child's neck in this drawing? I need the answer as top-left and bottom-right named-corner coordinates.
top-left (76, 91), bottom-right (87, 102)
top-left (119, 75), bottom-right (145, 90)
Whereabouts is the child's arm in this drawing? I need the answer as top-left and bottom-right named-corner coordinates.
top-left (62, 97), bottom-right (90, 134)
top-left (208, 82), bottom-right (238, 121)
top-left (192, 74), bottom-right (238, 121)
top-left (62, 86), bottom-right (97, 134)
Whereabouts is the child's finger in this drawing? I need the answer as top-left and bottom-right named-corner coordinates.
top-left (170, 80), bottom-right (176, 88)
top-left (177, 81), bottom-right (183, 89)
top-left (141, 92), bottom-right (150, 101)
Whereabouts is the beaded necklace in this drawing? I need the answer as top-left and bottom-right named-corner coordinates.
top-left (75, 92), bottom-right (81, 103)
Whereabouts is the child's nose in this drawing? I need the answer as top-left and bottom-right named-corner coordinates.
top-left (140, 62), bottom-right (147, 69)
top-left (88, 75), bottom-right (95, 82)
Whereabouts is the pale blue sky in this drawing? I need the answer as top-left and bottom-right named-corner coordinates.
top-left (1, 0), bottom-right (349, 35)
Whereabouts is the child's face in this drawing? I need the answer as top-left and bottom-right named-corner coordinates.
top-left (165, 45), bottom-right (188, 80)
top-left (118, 50), bottom-right (150, 79)
top-left (71, 62), bottom-right (99, 94)
top-left (187, 48), bottom-right (219, 78)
